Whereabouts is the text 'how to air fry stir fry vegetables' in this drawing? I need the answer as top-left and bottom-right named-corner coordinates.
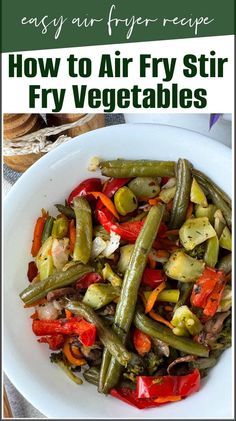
top-left (20, 157), bottom-right (232, 409)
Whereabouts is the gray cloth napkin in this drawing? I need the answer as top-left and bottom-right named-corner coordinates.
top-left (4, 114), bottom-right (125, 418)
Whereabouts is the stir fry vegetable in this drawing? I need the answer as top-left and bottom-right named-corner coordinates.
top-left (20, 157), bottom-right (231, 409)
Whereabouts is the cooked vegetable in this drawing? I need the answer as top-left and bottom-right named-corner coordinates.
top-left (102, 231), bottom-right (121, 258)
top-left (204, 236), bottom-right (219, 268)
top-left (67, 178), bottom-right (102, 206)
top-left (31, 216), bottom-right (46, 257)
top-left (219, 226), bottom-right (232, 251)
top-left (217, 253), bottom-right (232, 274)
top-left (190, 178), bottom-right (207, 206)
top-left (36, 236), bottom-right (54, 281)
top-left (133, 329), bottom-right (151, 356)
top-left (41, 216), bottom-right (55, 244)
top-left (27, 261), bottom-right (38, 282)
top-left (136, 369), bottom-right (200, 399)
top-left (83, 283), bottom-right (120, 310)
top-left (214, 209), bottom-right (226, 238)
top-left (193, 171), bottom-right (231, 229)
top-left (191, 267), bottom-right (227, 316)
top-left (114, 186), bottom-right (138, 216)
top-left (102, 263), bottom-right (122, 287)
top-left (38, 334), bottom-right (64, 350)
top-left (148, 310), bottom-right (174, 330)
top-left (63, 300), bottom-right (131, 366)
top-left (102, 204), bottom-right (165, 393)
top-left (171, 305), bottom-right (203, 336)
top-left (145, 282), bottom-right (166, 313)
top-left (195, 204), bottom-right (217, 224)
top-left (73, 197), bottom-right (92, 264)
top-left (51, 238), bottom-right (70, 270)
top-left (144, 289), bottom-right (180, 304)
top-left (37, 301), bottom-right (59, 320)
top-left (117, 244), bottom-right (134, 273)
top-left (55, 204), bottom-right (75, 219)
top-left (142, 268), bottom-right (167, 289)
top-left (192, 169), bottom-right (231, 207)
top-left (174, 282), bottom-right (193, 310)
top-left (179, 217), bottom-right (216, 251)
top-left (32, 317), bottom-right (96, 346)
top-left (52, 217), bottom-right (69, 239)
top-left (50, 352), bottom-right (83, 384)
top-left (83, 367), bottom-right (100, 386)
top-left (217, 286), bottom-right (231, 312)
top-left (100, 178), bottom-right (130, 201)
top-left (68, 219), bottom-right (76, 254)
top-left (134, 309), bottom-right (208, 357)
top-left (128, 177), bottom-right (160, 200)
top-left (100, 159), bottom-right (175, 178)
top-left (22, 158), bottom-right (231, 408)
top-left (170, 159), bottom-right (192, 229)
top-left (20, 263), bottom-right (94, 305)
top-left (164, 250), bottom-right (205, 282)
top-left (76, 272), bottom-right (102, 290)
top-left (90, 192), bottom-right (120, 219)
top-left (159, 186), bottom-right (176, 203)
top-left (96, 208), bottom-right (144, 242)
top-left (63, 337), bottom-right (86, 366)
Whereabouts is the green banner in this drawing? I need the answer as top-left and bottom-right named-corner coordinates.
top-left (1, 0), bottom-right (235, 53)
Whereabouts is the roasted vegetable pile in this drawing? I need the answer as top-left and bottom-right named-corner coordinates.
top-left (20, 158), bottom-right (232, 409)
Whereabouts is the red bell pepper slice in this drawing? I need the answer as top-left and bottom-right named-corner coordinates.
top-left (75, 272), bottom-right (102, 290)
top-left (96, 178), bottom-right (130, 211)
top-left (119, 220), bottom-right (145, 241)
top-left (96, 208), bottom-right (144, 242)
top-left (136, 369), bottom-right (200, 399)
top-left (67, 178), bottom-right (102, 206)
top-left (142, 268), bottom-right (167, 288)
top-left (110, 387), bottom-right (160, 409)
top-left (133, 328), bottom-right (152, 356)
top-left (203, 276), bottom-right (227, 317)
top-left (38, 334), bottom-right (65, 350)
top-left (32, 317), bottom-right (96, 347)
top-left (191, 268), bottom-right (226, 316)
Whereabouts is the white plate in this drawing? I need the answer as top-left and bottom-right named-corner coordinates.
top-left (3, 124), bottom-right (233, 419)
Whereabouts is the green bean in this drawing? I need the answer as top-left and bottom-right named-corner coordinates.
top-left (83, 367), bottom-right (100, 386)
top-left (191, 357), bottom-right (217, 370)
top-left (98, 348), bottom-right (111, 393)
top-left (63, 300), bottom-right (131, 367)
top-left (170, 159), bottom-right (192, 229)
top-left (56, 360), bottom-right (83, 385)
top-left (193, 172), bottom-right (231, 229)
top-left (73, 197), bottom-right (92, 264)
top-left (41, 216), bottom-right (55, 244)
top-left (55, 204), bottom-right (75, 219)
top-left (192, 169), bottom-right (231, 207)
top-left (134, 309), bottom-right (209, 357)
top-left (102, 204), bottom-right (165, 393)
top-left (216, 253), bottom-right (232, 274)
top-left (174, 282), bottom-right (194, 311)
top-left (20, 263), bottom-right (93, 305)
top-left (100, 159), bottom-right (175, 178)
